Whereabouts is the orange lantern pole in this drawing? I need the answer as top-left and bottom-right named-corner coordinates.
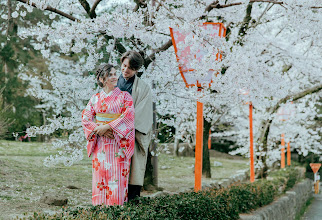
top-left (249, 103), bottom-right (255, 183)
top-left (169, 23), bottom-right (226, 192)
top-left (239, 89), bottom-right (255, 183)
top-left (287, 141), bottom-right (291, 166)
top-left (195, 100), bottom-right (204, 192)
top-left (281, 133), bottom-right (285, 168)
top-left (208, 130), bottom-right (211, 150)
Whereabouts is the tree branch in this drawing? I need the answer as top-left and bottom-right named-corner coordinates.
top-left (154, 0), bottom-right (164, 13)
top-left (143, 39), bottom-right (173, 69)
top-left (205, 1), bottom-right (219, 13)
top-left (212, 2), bottom-right (243, 9)
top-left (258, 83), bottom-right (322, 177)
top-left (256, 2), bottom-right (274, 25)
top-left (207, 0), bottom-right (283, 12)
top-left (250, 0), bottom-right (283, 4)
top-left (201, 0), bottom-right (285, 20)
top-left (201, 1), bottom-right (243, 20)
top-left (237, 2), bottom-right (253, 45)
top-left (89, 0), bottom-right (102, 18)
top-left (16, 0), bottom-right (78, 21)
top-left (78, 0), bottom-right (91, 15)
top-left (133, 0), bottom-right (147, 12)
top-left (6, 0), bottom-right (13, 37)
top-left (271, 84), bottom-right (322, 115)
top-left (78, 0), bottom-right (99, 18)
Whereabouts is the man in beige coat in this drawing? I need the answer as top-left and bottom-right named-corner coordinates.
top-left (116, 51), bottom-right (153, 201)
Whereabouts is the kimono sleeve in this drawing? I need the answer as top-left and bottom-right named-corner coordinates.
top-left (82, 94), bottom-right (98, 141)
top-left (109, 92), bottom-right (135, 139)
top-left (109, 92), bottom-right (135, 159)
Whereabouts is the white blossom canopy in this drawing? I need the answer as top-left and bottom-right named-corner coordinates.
top-left (4, 0), bottom-right (320, 167)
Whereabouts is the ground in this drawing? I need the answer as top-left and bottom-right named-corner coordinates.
top-left (0, 140), bottom-right (248, 219)
top-left (301, 190), bottom-right (322, 220)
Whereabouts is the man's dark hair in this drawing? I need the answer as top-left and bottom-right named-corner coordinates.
top-left (96, 63), bottom-right (114, 87)
top-left (121, 51), bottom-right (144, 71)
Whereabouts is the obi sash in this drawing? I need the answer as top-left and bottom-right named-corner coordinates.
top-left (95, 113), bottom-right (121, 125)
top-left (87, 113), bottom-right (121, 157)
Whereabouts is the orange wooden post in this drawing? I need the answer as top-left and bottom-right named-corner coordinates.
top-left (281, 133), bottom-right (285, 168)
top-left (249, 103), bottom-right (255, 183)
top-left (316, 181), bottom-right (320, 194)
top-left (170, 23), bottom-right (225, 191)
top-left (310, 163), bottom-right (321, 194)
top-left (208, 130), bottom-right (211, 150)
top-left (287, 141), bottom-right (291, 166)
top-left (195, 101), bottom-right (204, 192)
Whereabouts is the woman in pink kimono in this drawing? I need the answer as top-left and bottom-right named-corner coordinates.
top-left (82, 64), bottom-right (135, 206)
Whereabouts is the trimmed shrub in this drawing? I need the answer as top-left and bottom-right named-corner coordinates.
top-left (269, 167), bottom-right (302, 192)
top-left (27, 167), bottom-right (302, 219)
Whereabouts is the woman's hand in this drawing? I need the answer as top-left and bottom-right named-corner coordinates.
top-left (103, 129), bottom-right (114, 139)
top-left (93, 124), bottom-right (114, 138)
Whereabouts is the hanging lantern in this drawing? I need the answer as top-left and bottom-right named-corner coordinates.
top-left (170, 23), bottom-right (226, 88)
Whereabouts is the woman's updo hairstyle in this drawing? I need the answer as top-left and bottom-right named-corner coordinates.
top-left (96, 63), bottom-right (114, 87)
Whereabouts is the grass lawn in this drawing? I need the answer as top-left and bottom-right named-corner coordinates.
top-left (157, 153), bottom-right (249, 193)
top-left (0, 140), bottom-right (92, 219)
top-left (0, 140), bottom-right (248, 219)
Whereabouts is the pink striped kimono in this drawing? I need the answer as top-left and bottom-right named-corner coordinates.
top-left (82, 87), bottom-right (135, 206)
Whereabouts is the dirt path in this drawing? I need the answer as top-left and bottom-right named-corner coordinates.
top-left (301, 185), bottom-right (322, 220)
top-left (0, 141), bottom-right (248, 219)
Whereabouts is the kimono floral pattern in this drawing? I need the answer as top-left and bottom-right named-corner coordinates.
top-left (82, 87), bottom-right (135, 206)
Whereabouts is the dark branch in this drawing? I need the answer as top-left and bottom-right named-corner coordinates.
top-left (16, 0), bottom-right (78, 21)
top-left (271, 84), bottom-right (322, 115)
top-left (205, 1), bottom-right (219, 13)
top-left (204, 0), bottom-right (283, 15)
top-left (250, 0), bottom-right (283, 4)
top-left (237, 2), bottom-right (253, 44)
top-left (78, 0), bottom-right (91, 15)
top-left (258, 83), bottom-right (322, 177)
top-left (200, 1), bottom-right (218, 20)
top-left (259, 83), bottom-right (322, 144)
top-left (89, 0), bottom-right (102, 18)
top-left (143, 39), bottom-right (173, 69)
top-left (7, 0), bottom-right (13, 37)
top-left (78, 0), bottom-right (98, 18)
top-left (133, 0), bottom-right (147, 12)
top-left (212, 2), bottom-right (243, 9)
top-left (201, 1), bottom-right (243, 20)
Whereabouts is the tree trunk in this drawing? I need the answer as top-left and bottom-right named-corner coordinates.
top-left (237, 2), bottom-right (253, 45)
top-left (143, 79), bottom-right (158, 190)
top-left (143, 149), bottom-right (157, 190)
top-left (150, 81), bottom-right (158, 187)
top-left (202, 119), bottom-right (212, 178)
top-left (6, 0), bottom-right (13, 37)
top-left (174, 133), bottom-right (180, 156)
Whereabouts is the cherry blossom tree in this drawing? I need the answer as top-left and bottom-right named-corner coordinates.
top-left (4, 0), bottom-right (321, 178)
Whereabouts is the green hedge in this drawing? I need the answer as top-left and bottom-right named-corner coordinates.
top-left (27, 167), bottom-right (302, 220)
